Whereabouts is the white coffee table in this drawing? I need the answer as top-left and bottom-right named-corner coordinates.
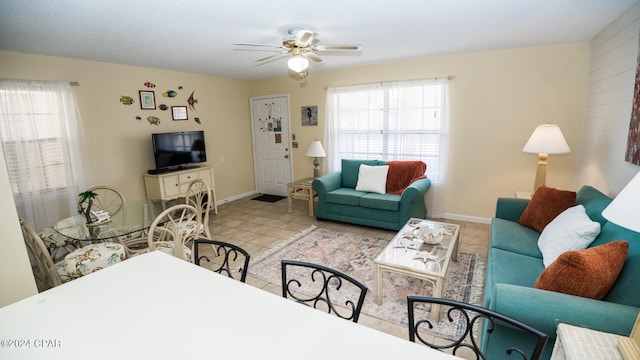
top-left (374, 218), bottom-right (460, 321)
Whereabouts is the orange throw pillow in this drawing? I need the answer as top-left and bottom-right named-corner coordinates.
top-left (518, 186), bottom-right (576, 232)
top-left (533, 241), bottom-right (628, 300)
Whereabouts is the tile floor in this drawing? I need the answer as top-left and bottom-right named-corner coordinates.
top-left (208, 194), bottom-right (490, 357)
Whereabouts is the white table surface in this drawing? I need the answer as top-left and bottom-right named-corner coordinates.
top-left (0, 251), bottom-right (460, 359)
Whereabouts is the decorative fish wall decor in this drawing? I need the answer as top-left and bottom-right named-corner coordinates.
top-left (144, 82), bottom-right (156, 88)
top-left (163, 90), bottom-right (177, 98)
top-left (187, 91), bottom-right (198, 111)
top-left (158, 104), bottom-right (168, 111)
top-left (120, 96), bottom-right (135, 105)
top-left (147, 116), bottom-right (160, 125)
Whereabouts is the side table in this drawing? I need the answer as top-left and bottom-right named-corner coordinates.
top-left (551, 323), bottom-right (624, 360)
top-left (287, 177), bottom-right (316, 216)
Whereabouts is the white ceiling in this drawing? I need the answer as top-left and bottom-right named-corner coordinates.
top-left (0, 0), bottom-right (637, 81)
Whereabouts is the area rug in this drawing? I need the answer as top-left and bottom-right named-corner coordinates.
top-left (252, 194), bottom-right (286, 203)
top-left (249, 226), bottom-right (486, 340)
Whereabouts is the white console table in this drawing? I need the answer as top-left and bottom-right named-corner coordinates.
top-left (144, 165), bottom-right (218, 214)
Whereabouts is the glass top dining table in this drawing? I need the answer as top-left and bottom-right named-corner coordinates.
top-left (53, 200), bottom-right (168, 242)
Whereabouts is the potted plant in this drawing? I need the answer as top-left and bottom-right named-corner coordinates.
top-left (78, 190), bottom-right (98, 224)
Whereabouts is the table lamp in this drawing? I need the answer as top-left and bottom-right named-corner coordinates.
top-left (522, 122), bottom-right (570, 193)
top-left (305, 140), bottom-right (326, 178)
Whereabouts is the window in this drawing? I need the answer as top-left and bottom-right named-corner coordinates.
top-left (0, 80), bottom-right (85, 230)
top-left (1, 90), bottom-right (69, 193)
top-left (325, 78), bottom-right (450, 216)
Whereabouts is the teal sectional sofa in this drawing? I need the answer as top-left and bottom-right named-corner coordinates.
top-left (312, 159), bottom-right (431, 230)
top-left (483, 185), bottom-right (640, 359)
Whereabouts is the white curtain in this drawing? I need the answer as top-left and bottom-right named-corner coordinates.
top-left (0, 79), bottom-right (86, 230)
top-left (324, 79), bottom-right (450, 218)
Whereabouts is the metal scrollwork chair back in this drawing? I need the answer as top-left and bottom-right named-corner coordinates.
top-left (281, 260), bottom-right (368, 323)
top-left (407, 296), bottom-right (548, 360)
top-left (193, 239), bottom-right (250, 282)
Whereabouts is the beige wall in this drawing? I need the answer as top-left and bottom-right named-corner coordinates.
top-left (0, 51), bottom-right (255, 204)
top-left (249, 44), bottom-right (590, 220)
top-left (0, 51), bottom-right (256, 306)
top-left (577, 2), bottom-right (640, 194)
top-left (0, 44), bottom-right (592, 222)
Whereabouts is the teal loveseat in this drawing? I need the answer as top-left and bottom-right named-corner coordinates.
top-left (312, 159), bottom-right (431, 231)
top-left (483, 185), bottom-right (640, 359)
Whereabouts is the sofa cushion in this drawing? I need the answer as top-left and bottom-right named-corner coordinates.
top-left (518, 186), bottom-right (576, 232)
top-left (490, 218), bottom-right (542, 259)
top-left (533, 241), bottom-right (629, 300)
top-left (538, 205), bottom-right (601, 267)
top-left (359, 193), bottom-right (401, 211)
top-left (326, 188), bottom-right (367, 206)
top-left (485, 248), bottom-right (545, 307)
top-left (385, 160), bottom-right (427, 195)
top-left (355, 164), bottom-right (389, 194)
top-left (341, 159), bottom-right (381, 188)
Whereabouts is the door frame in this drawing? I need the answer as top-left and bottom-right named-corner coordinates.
top-left (249, 94), bottom-right (293, 195)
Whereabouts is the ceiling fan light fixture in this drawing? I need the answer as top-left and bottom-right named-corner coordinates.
top-left (287, 56), bottom-right (309, 73)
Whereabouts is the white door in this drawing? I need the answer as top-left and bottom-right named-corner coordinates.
top-left (250, 94), bottom-right (292, 196)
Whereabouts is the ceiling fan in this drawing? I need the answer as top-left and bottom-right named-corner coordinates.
top-left (234, 27), bottom-right (362, 75)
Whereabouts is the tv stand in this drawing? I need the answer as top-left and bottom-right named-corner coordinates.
top-left (143, 166), bottom-right (217, 214)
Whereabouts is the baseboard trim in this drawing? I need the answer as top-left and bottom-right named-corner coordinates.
top-left (216, 191), bottom-right (256, 206)
top-left (442, 213), bottom-right (492, 224)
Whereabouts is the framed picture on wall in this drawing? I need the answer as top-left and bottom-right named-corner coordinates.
top-left (172, 106), bottom-right (188, 121)
top-left (139, 91), bottom-right (156, 110)
top-left (302, 105), bottom-right (318, 126)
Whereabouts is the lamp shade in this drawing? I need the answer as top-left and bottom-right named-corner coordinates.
top-left (287, 56), bottom-right (309, 73)
top-left (602, 171), bottom-right (640, 233)
top-left (305, 140), bottom-right (326, 158)
top-left (522, 123), bottom-right (570, 154)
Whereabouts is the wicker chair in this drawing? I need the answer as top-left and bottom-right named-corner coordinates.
top-left (20, 219), bottom-right (125, 292)
top-left (281, 260), bottom-right (368, 323)
top-left (38, 226), bottom-right (80, 262)
top-left (193, 239), bottom-right (250, 282)
top-left (87, 185), bottom-right (125, 215)
top-left (147, 204), bottom-right (200, 261)
top-left (407, 296), bottom-right (548, 360)
top-left (185, 179), bottom-right (212, 239)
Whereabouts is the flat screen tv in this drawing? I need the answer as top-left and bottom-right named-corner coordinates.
top-left (151, 131), bottom-right (206, 171)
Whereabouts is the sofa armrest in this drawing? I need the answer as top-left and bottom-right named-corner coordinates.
top-left (400, 177), bottom-right (432, 202)
top-left (491, 283), bottom-right (639, 338)
top-left (312, 171), bottom-right (342, 194)
top-left (495, 198), bottom-right (530, 222)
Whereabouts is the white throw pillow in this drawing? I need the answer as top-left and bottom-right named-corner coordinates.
top-left (355, 164), bottom-right (389, 194)
top-left (538, 204), bottom-right (601, 267)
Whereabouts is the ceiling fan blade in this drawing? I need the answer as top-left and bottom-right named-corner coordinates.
top-left (315, 44), bottom-right (362, 52)
top-left (255, 54), bottom-right (289, 66)
top-left (234, 49), bottom-right (283, 53)
top-left (295, 29), bottom-right (318, 47)
top-left (255, 53), bottom-right (287, 62)
top-left (305, 52), bottom-right (323, 63)
top-left (234, 43), bottom-right (282, 49)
